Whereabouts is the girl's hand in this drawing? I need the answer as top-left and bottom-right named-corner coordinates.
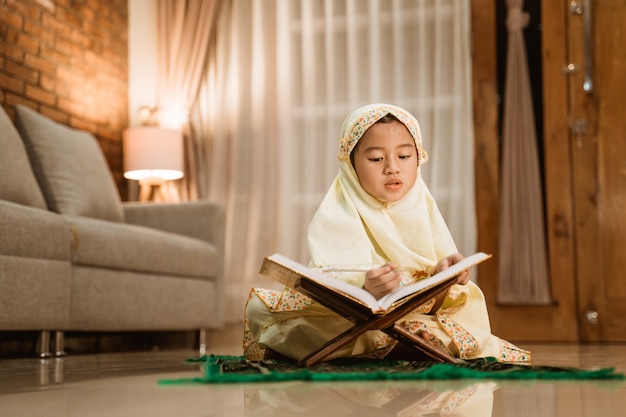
top-left (363, 264), bottom-right (403, 299)
top-left (424, 253), bottom-right (470, 315)
top-left (434, 253), bottom-right (470, 285)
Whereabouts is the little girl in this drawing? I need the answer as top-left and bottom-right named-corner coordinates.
top-left (244, 103), bottom-right (530, 363)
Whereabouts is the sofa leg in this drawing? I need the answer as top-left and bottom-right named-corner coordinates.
top-left (38, 331), bottom-right (52, 358)
top-left (199, 328), bottom-right (207, 356)
top-left (55, 331), bottom-right (66, 357)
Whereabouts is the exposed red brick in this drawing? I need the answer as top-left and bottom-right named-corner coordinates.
top-left (69, 116), bottom-right (98, 132)
top-left (6, 2), bottom-right (43, 23)
top-left (86, 0), bottom-right (104, 16)
top-left (40, 13), bottom-right (72, 39)
top-left (0, 0), bottom-right (128, 197)
top-left (25, 84), bottom-right (56, 106)
top-left (39, 104), bottom-right (70, 124)
top-left (0, 0), bottom-right (128, 195)
top-left (5, 60), bottom-right (38, 84)
top-left (98, 125), bottom-right (121, 142)
top-left (0, 72), bottom-right (25, 93)
top-left (0, 8), bottom-right (24, 29)
top-left (23, 20), bottom-right (55, 47)
top-left (39, 45), bottom-right (71, 67)
top-left (80, 6), bottom-right (95, 23)
top-left (23, 53), bottom-right (56, 76)
top-left (0, 41), bottom-right (26, 62)
top-left (39, 73), bottom-right (57, 92)
top-left (55, 7), bottom-right (82, 29)
top-left (69, 30), bottom-right (91, 49)
top-left (15, 33), bottom-right (40, 55)
top-left (5, 92), bottom-right (37, 110)
top-left (52, 36), bottom-right (76, 58)
top-left (1, 23), bottom-right (20, 40)
top-left (57, 96), bottom-right (85, 117)
top-left (34, 0), bottom-right (56, 13)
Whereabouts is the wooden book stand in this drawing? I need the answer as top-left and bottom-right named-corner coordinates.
top-left (295, 276), bottom-right (459, 367)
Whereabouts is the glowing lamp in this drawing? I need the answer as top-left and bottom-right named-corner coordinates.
top-left (123, 127), bottom-right (184, 201)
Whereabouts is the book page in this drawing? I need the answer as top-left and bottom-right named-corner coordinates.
top-left (377, 252), bottom-right (492, 310)
top-left (262, 252), bottom-right (491, 314)
top-left (263, 254), bottom-right (381, 311)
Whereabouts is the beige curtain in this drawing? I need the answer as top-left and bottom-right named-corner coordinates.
top-left (189, 0), bottom-right (477, 323)
top-left (497, 0), bottom-right (551, 304)
top-left (156, 0), bottom-right (223, 199)
top-left (190, 0), bottom-right (281, 321)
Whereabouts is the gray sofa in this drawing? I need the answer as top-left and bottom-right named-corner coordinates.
top-left (0, 104), bottom-right (225, 356)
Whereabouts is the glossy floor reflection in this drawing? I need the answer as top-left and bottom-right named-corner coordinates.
top-left (0, 328), bottom-right (624, 417)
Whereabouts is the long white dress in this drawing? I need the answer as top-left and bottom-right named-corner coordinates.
top-left (243, 104), bottom-right (530, 363)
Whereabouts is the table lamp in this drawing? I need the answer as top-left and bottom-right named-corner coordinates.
top-left (123, 127), bottom-right (184, 202)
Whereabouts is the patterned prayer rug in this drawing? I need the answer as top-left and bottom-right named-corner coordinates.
top-left (159, 355), bottom-right (625, 385)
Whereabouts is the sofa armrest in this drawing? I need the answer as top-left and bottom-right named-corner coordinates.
top-left (122, 199), bottom-right (225, 254)
top-left (123, 199), bottom-right (226, 326)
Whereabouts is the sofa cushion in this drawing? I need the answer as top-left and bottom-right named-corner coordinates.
top-left (64, 215), bottom-right (218, 279)
top-left (69, 266), bottom-right (217, 330)
top-left (13, 105), bottom-right (124, 222)
top-left (0, 106), bottom-right (47, 209)
top-left (0, 200), bottom-right (70, 261)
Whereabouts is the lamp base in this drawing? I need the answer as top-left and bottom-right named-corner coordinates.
top-left (138, 178), bottom-right (179, 202)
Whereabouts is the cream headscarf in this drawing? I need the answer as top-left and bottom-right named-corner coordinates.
top-left (307, 103), bottom-right (458, 280)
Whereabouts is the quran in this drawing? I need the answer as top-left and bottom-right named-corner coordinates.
top-left (259, 252), bottom-right (492, 367)
top-left (260, 252), bottom-right (491, 315)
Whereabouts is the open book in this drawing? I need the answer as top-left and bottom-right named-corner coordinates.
top-left (259, 252), bottom-right (492, 315)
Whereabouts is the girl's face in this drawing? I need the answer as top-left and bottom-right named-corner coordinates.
top-left (351, 121), bottom-right (418, 203)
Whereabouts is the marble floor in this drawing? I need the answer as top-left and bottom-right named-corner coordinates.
top-left (1, 327), bottom-right (625, 417)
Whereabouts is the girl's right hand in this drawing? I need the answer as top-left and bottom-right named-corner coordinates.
top-left (363, 263), bottom-right (403, 299)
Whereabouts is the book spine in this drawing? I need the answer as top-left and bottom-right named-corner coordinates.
top-left (259, 258), bottom-right (300, 289)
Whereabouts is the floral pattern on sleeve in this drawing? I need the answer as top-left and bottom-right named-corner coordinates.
top-left (253, 287), bottom-right (312, 312)
top-left (498, 339), bottom-right (532, 363)
top-left (436, 313), bottom-right (479, 359)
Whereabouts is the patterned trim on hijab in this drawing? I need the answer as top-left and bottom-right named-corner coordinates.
top-left (338, 103), bottom-right (429, 164)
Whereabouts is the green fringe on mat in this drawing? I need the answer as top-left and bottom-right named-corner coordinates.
top-left (158, 355), bottom-right (625, 385)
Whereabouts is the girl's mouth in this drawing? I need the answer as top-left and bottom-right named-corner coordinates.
top-left (385, 179), bottom-right (403, 190)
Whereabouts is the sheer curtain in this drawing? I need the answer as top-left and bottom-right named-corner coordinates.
top-left (156, 0), bottom-right (222, 199)
top-left (190, 0), bottom-right (476, 322)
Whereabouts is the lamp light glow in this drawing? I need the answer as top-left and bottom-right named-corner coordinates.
top-left (123, 127), bottom-right (184, 181)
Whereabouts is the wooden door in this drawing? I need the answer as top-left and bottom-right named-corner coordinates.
top-left (472, 0), bottom-right (626, 342)
top-left (472, 0), bottom-right (578, 342)
top-left (569, 0), bottom-right (626, 341)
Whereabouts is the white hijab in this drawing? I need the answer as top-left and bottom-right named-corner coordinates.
top-left (307, 103), bottom-right (457, 276)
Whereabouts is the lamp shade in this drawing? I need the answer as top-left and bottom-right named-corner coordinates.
top-left (123, 127), bottom-right (184, 181)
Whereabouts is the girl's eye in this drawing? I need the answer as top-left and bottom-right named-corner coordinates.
top-left (368, 157), bottom-right (383, 162)
top-left (399, 154), bottom-right (412, 160)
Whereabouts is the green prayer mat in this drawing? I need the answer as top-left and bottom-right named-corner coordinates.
top-left (159, 355), bottom-right (625, 385)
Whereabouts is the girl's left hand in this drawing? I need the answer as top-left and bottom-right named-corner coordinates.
top-left (434, 253), bottom-right (470, 285)
top-left (425, 253), bottom-right (470, 315)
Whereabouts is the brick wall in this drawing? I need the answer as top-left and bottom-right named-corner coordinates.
top-left (0, 0), bottom-right (128, 197)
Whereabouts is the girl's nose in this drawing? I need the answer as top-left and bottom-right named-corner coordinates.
top-left (384, 162), bottom-right (400, 174)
